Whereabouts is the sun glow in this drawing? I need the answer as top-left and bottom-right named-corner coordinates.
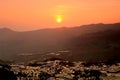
top-left (57, 18), bottom-right (62, 23)
top-left (56, 15), bottom-right (62, 23)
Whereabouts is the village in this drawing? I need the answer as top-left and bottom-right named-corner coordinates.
top-left (10, 60), bottom-right (120, 80)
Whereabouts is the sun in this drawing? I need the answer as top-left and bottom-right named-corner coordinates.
top-left (57, 18), bottom-right (62, 23)
top-left (56, 16), bottom-right (62, 23)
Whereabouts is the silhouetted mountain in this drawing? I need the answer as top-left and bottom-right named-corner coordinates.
top-left (65, 30), bottom-right (120, 62)
top-left (0, 28), bottom-right (13, 32)
top-left (0, 23), bottom-right (120, 62)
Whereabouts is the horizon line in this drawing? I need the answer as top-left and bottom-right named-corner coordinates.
top-left (0, 22), bottom-right (120, 32)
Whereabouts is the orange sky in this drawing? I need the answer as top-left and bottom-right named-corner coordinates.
top-left (0, 0), bottom-right (120, 31)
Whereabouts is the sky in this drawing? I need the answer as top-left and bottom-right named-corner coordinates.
top-left (0, 0), bottom-right (120, 31)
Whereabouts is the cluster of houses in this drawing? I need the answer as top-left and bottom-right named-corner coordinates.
top-left (10, 60), bottom-right (120, 80)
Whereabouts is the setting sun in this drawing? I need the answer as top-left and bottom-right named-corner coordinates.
top-left (57, 18), bottom-right (62, 23)
top-left (56, 15), bottom-right (62, 23)
top-left (0, 0), bottom-right (120, 31)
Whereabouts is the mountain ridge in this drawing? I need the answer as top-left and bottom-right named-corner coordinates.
top-left (0, 23), bottom-right (120, 62)
top-left (1, 22), bottom-right (120, 32)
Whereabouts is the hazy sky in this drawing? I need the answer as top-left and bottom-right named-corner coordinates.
top-left (0, 0), bottom-right (120, 31)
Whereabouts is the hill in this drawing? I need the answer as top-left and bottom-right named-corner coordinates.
top-left (0, 23), bottom-right (120, 62)
top-left (65, 29), bottom-right (120, 62)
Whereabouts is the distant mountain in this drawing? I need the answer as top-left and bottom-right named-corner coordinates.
top-left (65, 29), bottom-right (120, 62)
top-left (0, 23), bottom-right (120, 62)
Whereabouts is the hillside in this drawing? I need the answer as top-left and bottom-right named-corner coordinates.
top-left (0, 23), bottom-right (120, 62)
top-left (65, 30), bottom-right (120, 62)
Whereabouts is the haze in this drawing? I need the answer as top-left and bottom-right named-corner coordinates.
top-left (0, 0), bottom-right (120, 31)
